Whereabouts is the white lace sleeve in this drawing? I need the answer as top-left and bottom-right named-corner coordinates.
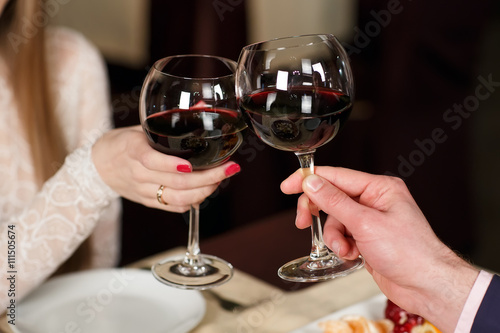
top-left (0, 27), bottom-right (122, 309)
top-left (0, 143), bottom-right (119, 308)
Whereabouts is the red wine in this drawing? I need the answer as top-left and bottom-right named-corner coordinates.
top-left (239, 87), bottom-right (352, 152)
top-left (144, 108), bottom-right (246, 169)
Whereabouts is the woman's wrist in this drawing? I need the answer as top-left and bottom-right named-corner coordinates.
top-left (75, 140), bottom-right (119, 204)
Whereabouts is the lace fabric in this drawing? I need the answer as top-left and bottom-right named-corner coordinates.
top-left (0, 27), bottom-right (121, 309)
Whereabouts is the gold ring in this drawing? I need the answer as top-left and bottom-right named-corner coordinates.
top-left (156, 185), bottom-right (168, 205)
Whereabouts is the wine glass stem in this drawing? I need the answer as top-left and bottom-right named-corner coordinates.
top-left (185, 204), bottom-right (202, 266)
top-left (295, 150), bottom-right (331, 261)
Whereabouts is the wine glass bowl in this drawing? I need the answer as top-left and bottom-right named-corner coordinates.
top-left (140, 55), bottom-right (246, 289)
top-left (142, 55), bottom-right (244, 170)
top-left (236, 34), bottom-right (364, 282)
top-left (239, 87), bottom-right (352, 152)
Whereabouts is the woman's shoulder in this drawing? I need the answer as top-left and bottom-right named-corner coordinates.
top-left (45, 26), bottom-right (106, 70)
top-left (44, 26), bottom-right (111, 149)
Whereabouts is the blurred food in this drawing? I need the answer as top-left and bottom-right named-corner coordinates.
top-left (318, 299), bottom-right (442, 333)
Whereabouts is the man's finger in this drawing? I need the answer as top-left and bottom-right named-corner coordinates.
top-left (302, 174), bottom-right (372, 234)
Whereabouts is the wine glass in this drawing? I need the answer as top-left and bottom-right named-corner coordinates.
top-left (236, 34), bottom-right (364, 282)
top-left (139, 55), bottom-right (246, 289)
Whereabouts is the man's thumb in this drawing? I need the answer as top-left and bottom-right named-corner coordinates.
top-left (302, 174), bottom-right (356, 222)
top-left (303, 174), bottom-right (325, 193)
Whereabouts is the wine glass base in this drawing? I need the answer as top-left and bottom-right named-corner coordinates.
top-left (278, 255), bottom-right (364, 282)
top-left (152, 254), bottom-right (233, 290)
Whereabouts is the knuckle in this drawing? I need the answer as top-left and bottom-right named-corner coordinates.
top-left (325, 190), bottom-right (348, 209)
top-left (169, 191), bottom-right (197, 207)
top-left (138, 151), bottom-right (154, 169)
top-left (385, 175), bottom-right (407, 189)
top-left (170, 195), bottom-right (186, 206)
top-left (169, 176), bottom-right (189, 189)
top-left (362, 175), bottom-right (409, 208)
top-left (380, 175), bottom-right (411, 199)
top-left (206, 169), bottom-right (225, 184)
top-left (130, 165), bottom-right (146, 183)
top-left (203, 184), bottom-right (218, 197)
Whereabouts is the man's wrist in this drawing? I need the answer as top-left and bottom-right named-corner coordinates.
top-left (419, 250), bottom-right (479, 332)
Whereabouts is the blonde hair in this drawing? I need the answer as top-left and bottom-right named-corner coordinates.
top-left (6, 0), bottom-right (67, 185)
top-left (2, 0), bottom-right (90, 273)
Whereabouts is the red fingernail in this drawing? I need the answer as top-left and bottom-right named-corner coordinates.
top-left (225, 164), bottom-right (241, 177)
top-left (177, 164), bottom-right (192, 173)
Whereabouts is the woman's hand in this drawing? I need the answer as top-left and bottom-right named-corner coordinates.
top-left (92, 125), bottom-right (241, 213)
top-left (281, 167), bottom-right (478, 332)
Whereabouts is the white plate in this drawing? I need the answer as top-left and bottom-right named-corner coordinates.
top-left (11, 268), bottom-right (205, 333)
top-left (290, 293), bottom-right (388, 332)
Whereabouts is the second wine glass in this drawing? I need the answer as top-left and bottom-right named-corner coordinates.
top-left (140, 55), bottom-right (246, 289)
top-left (236, 34), bottom-right (364, 282)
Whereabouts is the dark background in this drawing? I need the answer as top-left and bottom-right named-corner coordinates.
top-left (99, 1), bottom-right (500, 284)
